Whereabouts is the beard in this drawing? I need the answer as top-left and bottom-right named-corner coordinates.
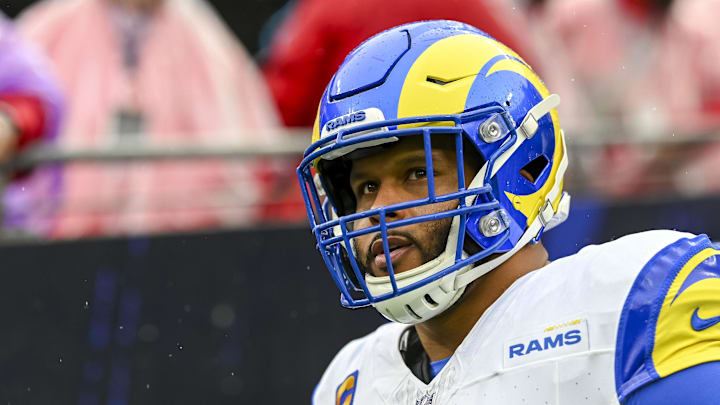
top-left (352, 216), bottom-right (454, 277)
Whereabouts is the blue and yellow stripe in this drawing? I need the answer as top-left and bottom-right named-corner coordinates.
top-left (615, 234), bottom-right (720, 402)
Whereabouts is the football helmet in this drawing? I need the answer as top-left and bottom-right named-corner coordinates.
top-left (297, 20), bottom-right (570, 324)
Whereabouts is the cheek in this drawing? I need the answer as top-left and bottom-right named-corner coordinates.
top-left (415, 200), bottom-right (459, 217)
top-left (351, 219), bottom-right (374, 248)
top-left (432, 174), bottom-right (464, 196)
top-left (351, 217), bottom-right (373, 231)
top-left (354, 194), bottom-right (374, 213)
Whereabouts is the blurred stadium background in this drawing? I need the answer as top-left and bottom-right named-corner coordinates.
top-left (1, 0), bottom-right (719, 403)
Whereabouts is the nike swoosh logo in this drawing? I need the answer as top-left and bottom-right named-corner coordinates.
top-left (690, 307), bottom-right (720, 331)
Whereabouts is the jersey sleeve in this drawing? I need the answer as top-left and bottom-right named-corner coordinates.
top-left (312, 336), bottom-right (366, 405)
top-left (615, 233), bottom-right (720, 403)
top-left (623, 361), bottom-right (720, 404)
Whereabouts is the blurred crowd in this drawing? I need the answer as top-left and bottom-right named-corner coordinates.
top-left (0, 0), bottom-right (719, 240)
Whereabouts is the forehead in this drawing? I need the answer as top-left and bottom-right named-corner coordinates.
top-left (347, 135), bottom-right (458, 175)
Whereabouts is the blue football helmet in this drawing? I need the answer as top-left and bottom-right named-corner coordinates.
top-left (297, 20), bottom-right (570, 324)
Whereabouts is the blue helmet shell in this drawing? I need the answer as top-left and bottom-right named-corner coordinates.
top-left (298, 20), bottom-right (567, 311)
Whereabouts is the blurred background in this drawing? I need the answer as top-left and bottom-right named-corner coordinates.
top-left (0, 0), bottom-right (719, 403)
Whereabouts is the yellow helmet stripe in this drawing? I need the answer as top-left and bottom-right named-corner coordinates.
top-left (493, 60), bottom-right (563, 225)
top-left (397, 34), bottom-right (506, 126)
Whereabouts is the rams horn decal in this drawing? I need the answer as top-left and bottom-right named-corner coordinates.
top-left (615, 235), bottom-right (720, 403)
top-left (652, 247), bottom-right (720, 377)
top-left (335, 370), bottom-right (358, 405)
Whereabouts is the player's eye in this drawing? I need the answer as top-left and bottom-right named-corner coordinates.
top-left (358, 182), bottom-right (378, 196)
top-left (408, 168), bottom-right (427, 181)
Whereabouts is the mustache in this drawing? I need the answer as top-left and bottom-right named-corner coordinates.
top-left (363, 230), bottom-right (421, 265)
top-left (350, 218), bottom-right (453, 277)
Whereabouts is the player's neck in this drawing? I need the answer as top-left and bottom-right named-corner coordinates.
top-left (414, 242), bottom-right (550, 362)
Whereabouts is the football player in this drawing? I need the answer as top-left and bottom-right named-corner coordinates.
top-left (297, 20), bottom-right (720, 404)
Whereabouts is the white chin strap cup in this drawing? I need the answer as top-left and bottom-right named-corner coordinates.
top-left (365, 215), bottom-right (469, 324)
top-left (544, 192), bottom-right (571, 231)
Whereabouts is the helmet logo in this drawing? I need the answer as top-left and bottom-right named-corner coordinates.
top-left (325, 111), bottom-right (367, 133)
top-left (320, 108), bottom-right (386, 140)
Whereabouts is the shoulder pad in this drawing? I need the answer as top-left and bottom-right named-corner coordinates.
top-left (615, 233), bottom-right (720, 402)
top-left (313, 323), bottom-right (403, 404)
top-left (313, 336), bottom-right (367, 405)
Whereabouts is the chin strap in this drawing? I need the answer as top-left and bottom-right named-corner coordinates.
top-left (517, 94), bottom-right (561, 139)
top-left (542, 191), bottom-right (570, 231)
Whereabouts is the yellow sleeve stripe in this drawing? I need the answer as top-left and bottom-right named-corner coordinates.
top-left (335, 371), bottom-right (358, 405)
top-left (653, 247), bottom-right (720, 377)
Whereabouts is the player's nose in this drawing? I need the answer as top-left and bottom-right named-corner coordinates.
top-left (368, 184), bottom-right (408, 225)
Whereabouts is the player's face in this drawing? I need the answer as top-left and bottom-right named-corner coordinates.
top-left (349, 136), bottom-right (478, 277)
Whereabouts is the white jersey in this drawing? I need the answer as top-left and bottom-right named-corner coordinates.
top-left (313, 230), bottom-right (720, 404)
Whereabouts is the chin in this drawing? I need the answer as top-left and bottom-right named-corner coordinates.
top-left (372, 261), bottom-right (418, 277)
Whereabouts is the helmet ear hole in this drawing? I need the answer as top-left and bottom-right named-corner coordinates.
top-left (520, 155), bottom-right (549, 184)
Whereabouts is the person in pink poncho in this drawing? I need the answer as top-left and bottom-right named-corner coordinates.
top-left (18, 0), bottom-right (285, 238)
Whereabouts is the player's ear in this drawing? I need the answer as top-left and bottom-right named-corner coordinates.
top-left (519, 169), bottom-right (533, 182)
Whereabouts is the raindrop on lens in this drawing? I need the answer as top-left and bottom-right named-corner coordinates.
top-left (211, 305), bottom-right (236, 329)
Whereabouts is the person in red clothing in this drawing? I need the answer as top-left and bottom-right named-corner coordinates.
top-left (262, 0), bottom-right (538, 127)
top-left (0, 94), bottom-right (48, 164)
top-left (0, 105), bottom-right (17, 163)
top-left (0, 12), bottom-right (61, 167)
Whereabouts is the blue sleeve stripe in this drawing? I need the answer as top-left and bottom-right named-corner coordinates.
top-left (614, 234), bottom-right (713, 402)
top-left (623, 361), bottom-right (720, 404)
